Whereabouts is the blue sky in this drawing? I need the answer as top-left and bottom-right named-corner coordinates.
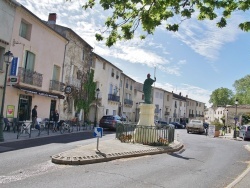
top-left (17, 0), bottom-right (250, 107)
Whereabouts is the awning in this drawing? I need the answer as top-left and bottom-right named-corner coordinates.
top-left (13, 85), bottom-right (65, 99)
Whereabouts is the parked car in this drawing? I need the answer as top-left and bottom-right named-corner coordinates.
top-left (99, 115), bottom-right (122, 130)
top-left (170, 122), bottom-right (184, 129)
top-left (239, 124), bottom-right (250, 141)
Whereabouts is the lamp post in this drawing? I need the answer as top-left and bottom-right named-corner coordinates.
top-left (234, 99), bottom-right (238, 139)
top-left (226, 109), bottom-right (228, 133)
top-left (94, 88), bottom-right (100, 128)
top-left (0, 51), bottom-right (14, 142)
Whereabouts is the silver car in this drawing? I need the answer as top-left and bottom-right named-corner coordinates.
top-left (239, 125), bottom-right (250, 141)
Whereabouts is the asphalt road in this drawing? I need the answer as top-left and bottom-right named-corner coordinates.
top-left (0, 129), bottom-right (249, 188)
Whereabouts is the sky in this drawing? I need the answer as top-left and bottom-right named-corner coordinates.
top-left (16, 0), bottom-right (250, 107)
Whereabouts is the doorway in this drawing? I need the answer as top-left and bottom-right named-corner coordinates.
top-left (18, 95), bottom-right (32, 121)
top-left (49, 100), bottom-right (56, 120)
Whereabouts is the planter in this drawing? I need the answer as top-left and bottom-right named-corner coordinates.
top-left (214, 130), bottom-right (220, 137)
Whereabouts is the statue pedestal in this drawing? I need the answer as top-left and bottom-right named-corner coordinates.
top-left (134, 104), bottom-right (157, 143)
top-left (137, 104), bottom-right (155, 126)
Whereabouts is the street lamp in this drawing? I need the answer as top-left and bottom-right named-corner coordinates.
top-left (226, 109), bottom-right (228, 133)
top-left (0, 51), bottom-right (14, 142)
top-left (234, 99), bottom-right (238, 139)
top-left (94, 88), bottom-right (100, 128)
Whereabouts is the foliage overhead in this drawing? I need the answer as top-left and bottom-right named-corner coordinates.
top-left (233, 75), bottom-right (250, 104)
top-left (66, 0), bottom-right (250, 46)
top-left (209, 87), bottom-right (234, 106)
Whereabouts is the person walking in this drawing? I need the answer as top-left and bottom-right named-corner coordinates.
top-left (32, 105), bottom-right (38, 129)
top-left (53, 110), bottom-right (59, 131)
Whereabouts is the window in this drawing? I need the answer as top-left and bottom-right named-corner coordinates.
top-left (53, 65), bottom-right (60, 81)
top-left (160, 93), bottom-right (163, 99)
top-left (167, 95), bottom-right (169, 101)
top-left (103, 62), bottom-right (106, 70)
top-left (19, 20), bottom-right (31, 40)
top-left (109, 84), bottom-right (113, 94)
top-left (126, 79), bottom-right (128, 88)
top-left (116, 71), bottom-right (119, 79)
top-left (111, 68), bottom-right (114, 77)
top-left (156, 92), bottom-right (159, 98)
top-left (0, 47), bottom-right (5, 70)
top-left (24, 51), bottom-right (35, 71)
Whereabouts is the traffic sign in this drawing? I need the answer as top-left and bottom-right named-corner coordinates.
top-left (94, 127), bottom-right (103, 138)
top-left (8, 76), bottom-right (18, 85)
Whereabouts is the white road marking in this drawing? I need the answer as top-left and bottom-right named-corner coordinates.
top-left (0, 161), bottom-right (70, 184)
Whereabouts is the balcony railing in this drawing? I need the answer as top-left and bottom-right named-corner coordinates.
top-left (189, 114), bottom-right (194, 118)
top-left (69, 77), bottom-right (81, 88)
top-left (165, 112), bottom-right (170, 115)
top-left (124, 99), bottom-right (133, 106)
top-left (49, 80), bottom-right (65, 92)
top-left (108, 94), bottom-right (120, 102)
top-left (18, 67), bottom-right (43, 87)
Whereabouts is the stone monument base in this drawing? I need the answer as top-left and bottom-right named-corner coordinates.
top-left (134, 103), bottom-right (157, 143)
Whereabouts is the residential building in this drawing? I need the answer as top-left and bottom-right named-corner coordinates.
top-left (153, 87), bottom-right (164, 121)
top-left (120, 73), bottom-right (136, 121)
top-left (171, 92), bottom-right (187, 123)
top-left (162, 91), bottom-right (173, 123)
top-left (133, 82), bottom-right (144, 122)
top-left (93, 53), bottom-right (122, 122)
top-left (45, 13), bottom-right (94, 120)
top-left (5, 3), bottom-right (68, 120)
top-left (0, 0), bottom-right (17, 111)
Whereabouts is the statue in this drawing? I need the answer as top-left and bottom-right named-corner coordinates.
top-left (143, 73), bottom-right (156, 104)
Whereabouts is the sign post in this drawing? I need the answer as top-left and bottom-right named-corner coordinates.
top-left (208, 125), bottom-right (215, 137)
top-left (94, 127), bottom-right (103, 150)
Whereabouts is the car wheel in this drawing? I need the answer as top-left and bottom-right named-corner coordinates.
top-left (187, 130), bottom-right (189, 134)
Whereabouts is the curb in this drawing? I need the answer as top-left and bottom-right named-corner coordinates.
top-left (51, 143), bottom-right (184, 165)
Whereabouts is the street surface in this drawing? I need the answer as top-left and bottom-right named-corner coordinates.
top-left (0, 129), bottom-right (249, 188)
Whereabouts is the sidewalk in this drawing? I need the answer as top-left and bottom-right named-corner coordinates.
top-left (2, 127), bottom-right (93, 143)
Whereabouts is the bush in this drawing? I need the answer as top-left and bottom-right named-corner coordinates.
top-left (211, 120), bottom-right (223, 131)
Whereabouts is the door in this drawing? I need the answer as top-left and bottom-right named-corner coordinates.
top-left (49, 100), bottom-right (56, 121)
top-left (18, 95), bottom-right (32, 121)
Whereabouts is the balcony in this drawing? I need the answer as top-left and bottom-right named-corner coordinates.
top-left (165, 112), bottom-right (170, 115)
top-left (189, 114), bottom-right (194, 118)
top-left (69, 77), bottom-right (81, 88)
top-left (124, 99), bottom-right (133, 106)
top-left (108, 94), bottom-right (120, 102)
top-left (18, 67), bottom-right (43, 87)
top-left (49, 80), bottom-right (65, 92)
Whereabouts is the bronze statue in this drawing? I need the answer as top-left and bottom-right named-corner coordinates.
top-left (143, 73), bottom-right (156, 104)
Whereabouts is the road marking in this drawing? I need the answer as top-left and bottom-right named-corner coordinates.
top-left (0, 161), bottom-right (71, 184)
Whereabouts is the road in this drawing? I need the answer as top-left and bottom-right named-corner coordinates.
top-left (0, 129), bottom-right (249, 188)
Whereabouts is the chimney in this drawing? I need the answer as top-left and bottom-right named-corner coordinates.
top-left (48, 13), bottom-right (57, 25)
top-left (186, 95), bottom-right (188, 98)
top-left (179, 92), bottom-right (181, 96)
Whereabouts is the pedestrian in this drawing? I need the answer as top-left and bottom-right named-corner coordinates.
top-left (32, 105), bottom-right (38, 129)
top-left (53, 110), bottom-right (59, 131)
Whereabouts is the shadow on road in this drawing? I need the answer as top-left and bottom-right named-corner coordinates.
top-left (169, 153), bottom-right (195, 160)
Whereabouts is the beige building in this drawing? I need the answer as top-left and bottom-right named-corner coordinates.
top-left (92, 53), bottom-right (122, 122)
top-left (120, 73), bottom-right (136, 121)
top-left (0, 0), bottom-right (17, 112)
top-left (5, 4), bottom-right (67, 121)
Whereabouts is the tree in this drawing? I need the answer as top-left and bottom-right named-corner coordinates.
top-left (233, 75), bottom-right (250, 104)
top-left (70, 0), bottom-right (250, 47)
top-left (73, 69), bottom-right (96, 121)
top-left (209, 87), bottom-right (234, 107)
